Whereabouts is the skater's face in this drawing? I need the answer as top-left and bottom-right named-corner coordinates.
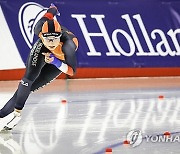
top-left (42, 36), bottom-right (60, 51)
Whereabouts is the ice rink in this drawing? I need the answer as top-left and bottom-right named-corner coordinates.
top-left (0, 77), bottom-right (180, 154)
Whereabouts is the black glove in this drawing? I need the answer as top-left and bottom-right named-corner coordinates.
top-left (47, 3), bottom-right (60, 16)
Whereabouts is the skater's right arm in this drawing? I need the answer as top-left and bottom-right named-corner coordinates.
top-left (42, 53), bottom-right (73, 76)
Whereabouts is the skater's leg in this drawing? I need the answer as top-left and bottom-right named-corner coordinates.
top-left (0, 64), bottom-right (61, 131)
top-left (0, 64), bottom-right (61, 118)
top-left (0, 91), bottom-right (17, 118)
top-left (0, 40), bottom-right (46, 130)
top-left (0, 39), bottom-right (45, 117)
top-left (31, 64), bottom-right (61, 92)
top-left (14, 40), bottom-right (45, 111)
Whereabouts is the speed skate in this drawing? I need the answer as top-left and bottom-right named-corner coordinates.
top-left (0, 111), bottom-right (21, 131)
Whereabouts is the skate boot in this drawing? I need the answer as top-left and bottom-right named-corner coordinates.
top-left (0, 110), bottom-right (21, 131)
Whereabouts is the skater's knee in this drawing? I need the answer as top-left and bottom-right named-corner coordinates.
top-left (0, 105), bottom-right (15, 118)
top-left (0, 110), bottom-right (7, 118)
top-left (0, 110), bottom-right (4, 118)
top-left (30, 77), bottom-right (48, 92)
top-left (24, 69), bottom-right (40, 81)
top-left (19, 77), bottom-right (33, 87)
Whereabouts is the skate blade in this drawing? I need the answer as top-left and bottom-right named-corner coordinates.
top-left (1, 126), bottom-right (12, 132)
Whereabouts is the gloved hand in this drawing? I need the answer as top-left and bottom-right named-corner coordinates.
top-left (42, 53), bottom-right (54, 64)
top-left (47, 3), bottom-right (60, 16)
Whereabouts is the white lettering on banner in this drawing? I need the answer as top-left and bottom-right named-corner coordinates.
top-left (71, 14), bottom-right (101, 56)
top-left (112, 29), bottom-right (135, 56)
top-left (72, 14), bottom-right (180, 57)
top-left (91, 15), bottom-right (120, 56)
top-left (133, 14), bottom-right (158, 56)
top-left (71, 14), bottom-right (119, 56)
top-left (151, 29), bottom-right (175, 56)
top-left (121, 14), bottom-right (146, 56)
top-left (167, 29), bottom-right (180, 55)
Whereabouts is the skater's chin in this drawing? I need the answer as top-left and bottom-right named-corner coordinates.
top-left (48, 46), bottom-right (56, 50)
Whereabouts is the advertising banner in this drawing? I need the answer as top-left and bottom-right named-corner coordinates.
top-left (0, 0), bottom-right (180, 79)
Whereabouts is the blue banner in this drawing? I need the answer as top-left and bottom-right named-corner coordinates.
top-left (0, 0), bottom-right (180, 69)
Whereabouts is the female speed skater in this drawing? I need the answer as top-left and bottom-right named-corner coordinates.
top-left (0, 4), bottom-right (78, 131)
